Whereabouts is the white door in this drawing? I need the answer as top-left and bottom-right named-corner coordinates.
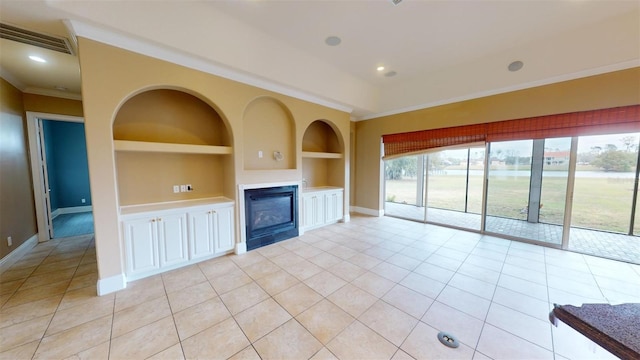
top-left (157, 212), bottom-right (189, 267)
top-left (123, 217), bottom-right (160, 276)
top-left (214, 206), bottom-right (234, 253)
top-left (325, 191), bottom-right (344, 223)
top-left (189, 209), bottom-right (215, 260)
top-left (37, 119), bottom-right (54, 239)
top-left (312, 195), bottom-right (325, 227)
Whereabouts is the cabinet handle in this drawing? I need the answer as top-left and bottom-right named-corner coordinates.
top-left (151, 219), bottom-right (156, 222)
top-left (213, 210), bottom-right (216, 214)
top-left (158, 218), bottom-right (162, 221)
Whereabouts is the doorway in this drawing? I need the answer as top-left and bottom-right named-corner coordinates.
top-left (26, 112), bottom-right (94, 242)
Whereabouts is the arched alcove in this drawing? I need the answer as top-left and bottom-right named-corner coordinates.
top-left (113, 88), bottom-right (234, 205)
top-left (301, 119), bottom-right (345, 188)
top-left (242, 97), bottom-right (295, 170)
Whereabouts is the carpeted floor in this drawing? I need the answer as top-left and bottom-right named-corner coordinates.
top-left (52, 212), bottom-right (94, 238)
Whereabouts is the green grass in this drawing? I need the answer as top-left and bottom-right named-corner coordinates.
top-left (386, 174), bottom-right (637, 233)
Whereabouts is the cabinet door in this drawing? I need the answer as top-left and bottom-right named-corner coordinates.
top-left (302, 194), bottom-right (314, 229)
top-left (214, 206), bottom-right (234, 253)
top-left (189, 209), bottom-right (215, 260)
top-left (325, 191), bottom-right (344, 223)
top-left (157, 212), bottom-right (189, 267)
top-left (123, 217), bottom-right (159, 276)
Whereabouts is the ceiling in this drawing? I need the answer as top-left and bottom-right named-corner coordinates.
top-left (1, 0), bottom-right (638, 119)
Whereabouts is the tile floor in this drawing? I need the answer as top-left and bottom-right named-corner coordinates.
top-left (385, 202), bottom-right (640, 264)
top-left (2, 215), bottom-right (640, 359)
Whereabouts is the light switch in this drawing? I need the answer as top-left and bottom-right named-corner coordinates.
top-left (173, 185), bottom-right (180, 193)
top-left (258, 151), bottom-right (263, 158)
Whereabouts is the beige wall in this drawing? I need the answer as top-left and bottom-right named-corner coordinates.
top-left (76, 38), bottom-right (351, 284)
top-left (354, 67), bottom-right (640, 211)
top-left (0, 79), bottom-right (37, 259)
top-left (23, 93), bottom-right (84, 117)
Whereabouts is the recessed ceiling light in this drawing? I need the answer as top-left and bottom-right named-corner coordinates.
top-left (377, 66), bottom-right (385, 71)
top-left (325, 36), bottom-right (341, 46)
top-left (29, 55), bottom-right (47, 63)
top-left (508, 60), bottom-right (524, 72)
top-left (384, 71), bottom-right (397, 77)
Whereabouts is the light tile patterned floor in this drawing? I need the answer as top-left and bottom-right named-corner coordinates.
top-left (2, 215), bottom-right (640, 359)
top-left (386, 202), bottom-right (640, 264)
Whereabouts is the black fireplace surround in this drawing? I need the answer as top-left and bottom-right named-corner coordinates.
top-left (244, 185), bottom-right (299, 251)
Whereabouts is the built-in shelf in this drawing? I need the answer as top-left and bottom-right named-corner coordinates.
top-left (114, 140), bottom-right (232, 155)
top-left (301, 151), bottom-right (343, 159)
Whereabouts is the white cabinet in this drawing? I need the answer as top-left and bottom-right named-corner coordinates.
top-left (122, 212), bottom-right (188, 279)
top-left (325, 190), bottom-right (344, 223)
top-left (121, 199), bottom-right (234, 281)
top-left (302, 192), bottom-right (325, 229)
top-left (188, 203), bottom-right (235, 260)
top-left (301, 188), bottom-right (343, 231)
top-left (122, 216), bottom-right (160, 277)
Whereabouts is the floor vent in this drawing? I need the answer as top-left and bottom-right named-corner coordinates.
top-left (0, 23), bottom-right (74, 55)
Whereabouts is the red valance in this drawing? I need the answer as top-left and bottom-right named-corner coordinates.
top-left (382, 105), bottom-right (640, 158)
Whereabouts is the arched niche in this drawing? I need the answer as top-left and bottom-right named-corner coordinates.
top-left (113, 88), bottom-right (235, 205)
top-left (242, 97), bottom-right (295, 170)
top-left (301, 119), bottom-right (345, 189)
top-left (302, 120), bottom-right (343, 153)
top-left (113, 88), bottom-right (231, 146)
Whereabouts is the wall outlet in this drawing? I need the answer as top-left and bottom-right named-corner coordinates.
top-left (180, 185), bottom-right (187, 192)
top-left (7, 236), bottom-right (12, 247)
top-left (186, 184), bottom-right (193, 192)
top-left (258, 150), bottom-right (263, 158)
top-left (173, 185), bottom-right (180, 193)
top-left (81, 198), bottom-right (86, 203)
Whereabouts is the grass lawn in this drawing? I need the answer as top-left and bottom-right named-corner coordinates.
top-left (385, 174), bottom-right (637, 234)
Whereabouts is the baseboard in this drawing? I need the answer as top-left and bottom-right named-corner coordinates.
top-left (350, 206), bottom-right (384, 217)
top-left (342, 214), bottom-right (351, 223)
top-left (0, 234), bottom-right (38, 274)
top-left (97, 273), bottom-right (127, 296)
top-left (58, 205), bottom-right (93, 215)
top-left (235, 242), bottom-right (247, 255)
top-left (51, 208), bottom-right (61, 219)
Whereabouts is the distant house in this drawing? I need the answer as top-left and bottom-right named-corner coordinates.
top-left (544, 151), bottom-right (570, 165)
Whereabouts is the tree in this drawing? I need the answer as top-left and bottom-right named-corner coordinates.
top-left (621, 136), bottom-right (638, 152)
top-left (385, 157), bottom-right (418, 180)
top-left (591, 149), bottom-right (636, 172)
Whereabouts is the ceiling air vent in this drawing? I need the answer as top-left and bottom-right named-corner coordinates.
top-left (0, 23), bottom-right (74, 55)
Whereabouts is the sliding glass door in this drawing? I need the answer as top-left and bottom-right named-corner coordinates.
top-left (426, 147), bottom-right (484, 230)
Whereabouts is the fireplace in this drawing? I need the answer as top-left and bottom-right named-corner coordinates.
top-left (244, 185), bottom-right (299, 251)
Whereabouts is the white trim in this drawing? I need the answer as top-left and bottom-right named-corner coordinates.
top-left (235, 242), bottom-right (247, 255)
top-left (26, 112), bottom-right (86, 243)
top-left (356, 59), bottom-right (640, 121)
top-left (342, 214), bottom-right (351, 223)
top-left (0, 235), bottom-right (38, 274)
top-left (66, 19), bottom-right (353, 115)
top-left (55, 206), bottom-right (93, 217)
top-left (351, 206), bottom-right (384, 217)
top-left (51, 208), bottom-right (61, 220)
top-left (97, 273), bottom-right (127, 296)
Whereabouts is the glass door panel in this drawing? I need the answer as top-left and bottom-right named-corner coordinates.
top-left (538, 137), bottom-right (571, 244)
top-left (426, 147), bottom-right (484, 230)
top-left (570, 133), bottom-right (639, 234)
top-left (484, 140), bottom-right (534, 237)
top-left (384, 155), bottom-right (425, 221)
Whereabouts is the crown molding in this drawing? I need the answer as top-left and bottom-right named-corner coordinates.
top-left (23, 86), bottom-right (82, 100)
top-left (65, 19), bottom-right (353, 115)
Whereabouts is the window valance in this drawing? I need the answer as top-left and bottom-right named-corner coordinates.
top-left (382, 105), bottom-right (640, 158)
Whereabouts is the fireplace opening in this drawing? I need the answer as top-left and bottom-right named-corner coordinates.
top-left (245, 185), bottom-right (298, 251)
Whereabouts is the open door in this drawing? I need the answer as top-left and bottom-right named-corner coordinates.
top-left (36, 118), bottom-right (54, 239)
top-left (26, 112), bottom-right (85, 242)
